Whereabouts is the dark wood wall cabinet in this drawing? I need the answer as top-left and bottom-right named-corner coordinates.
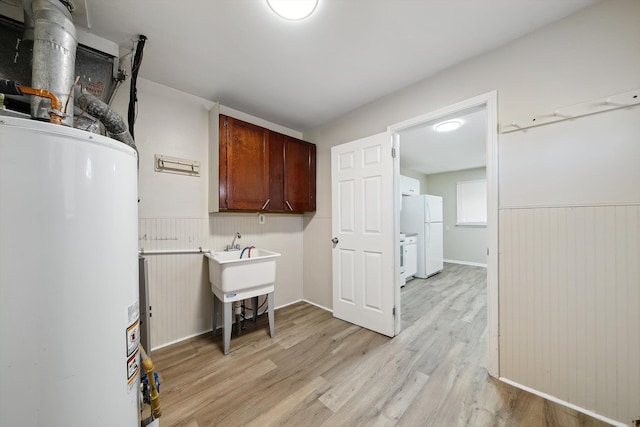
top-left (219, 115), bottom-right (316, 213)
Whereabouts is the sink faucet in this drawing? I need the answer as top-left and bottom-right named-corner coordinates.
top-left (226, 232), bottom-right (241, 251)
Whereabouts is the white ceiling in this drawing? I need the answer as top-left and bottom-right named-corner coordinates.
top-left (2, 0), bottom-right (597, 131)
top-left (399, 107), bottom-right (486, 176)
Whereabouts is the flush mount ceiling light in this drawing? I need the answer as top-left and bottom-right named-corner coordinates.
top-left (266, 0), bottom-right (318, 21)
top-left (434, 120), bottom-right (462, 132)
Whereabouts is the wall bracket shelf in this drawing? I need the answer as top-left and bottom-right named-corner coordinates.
top-left (154, 154), bottom-right (200, 177)
top-left (500, 89), bottom-right (640, 133)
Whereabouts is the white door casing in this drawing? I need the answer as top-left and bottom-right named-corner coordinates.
top-left (331, 132), bottom-right (396, 337)
top-left (388, 90), bottom-right (498, 376)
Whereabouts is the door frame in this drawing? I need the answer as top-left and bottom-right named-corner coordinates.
top-left (388, 91), bottom-right (499, 377)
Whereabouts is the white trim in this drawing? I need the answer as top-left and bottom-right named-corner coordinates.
top-left (275, 298), bottom-right (304, 309)
top-left (499, 377), bottom-right (627, 427)
top-left (500, 201), bottom-right (640, 210)
top-left (485, 91), bottom-right (499, 378)
top-left (393, 133), bottom-right (402, 336)
top-left (444, 259), bottom-right (487, 268)
top-left (388, 90), bottom-right (500, 378)
top-left (388, 92), bottom-right (494, 132)
top-left (151, 329), bottom-right (211, 352)
top-left (302, 299), bottom-right (333, 313)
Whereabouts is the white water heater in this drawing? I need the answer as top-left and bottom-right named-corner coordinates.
top-left (0, 116), bottom-right (140, 426)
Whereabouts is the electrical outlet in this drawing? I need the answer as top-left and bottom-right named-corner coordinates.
top-left (258, 214), bottom-right (266, 225)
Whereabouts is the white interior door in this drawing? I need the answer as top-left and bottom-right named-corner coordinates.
top-left (331, 132), bottom-right (396, 337)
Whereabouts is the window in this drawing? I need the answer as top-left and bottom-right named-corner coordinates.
top-left (456, 179), bottom-right (487, 226)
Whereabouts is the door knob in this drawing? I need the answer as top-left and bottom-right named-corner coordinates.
top-left (331, 237), bottom-right (339, 244)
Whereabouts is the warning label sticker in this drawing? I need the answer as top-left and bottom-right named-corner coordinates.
top-left (128, 301), bottom-right (139, 325)
top-left (127, 319), bottom-right (140, 357)
top-left (127, 349), bottom-right (140, 393)
top-left (126, 301), bottom-right (141, 394)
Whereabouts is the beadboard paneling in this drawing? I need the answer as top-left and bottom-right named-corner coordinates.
top-left (499, 205), bottom-right (640, 424)
top-left (139, 215), bottom-right (304, 350)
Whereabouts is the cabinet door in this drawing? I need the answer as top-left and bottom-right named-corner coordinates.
top-left (283, 136), bottom-right (316, 212)
top-left (219, 115), bottom-right (269, 210)
top-left (400, 175), bottom-right (420, 195)
top-left (267, 131), bottom-right (285, 212)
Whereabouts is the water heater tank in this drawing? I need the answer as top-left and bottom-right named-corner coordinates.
top-left (0, 116), bottom-right (140, 426)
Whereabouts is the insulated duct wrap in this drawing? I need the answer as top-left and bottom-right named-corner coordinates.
top-left (28, 0), bottom-right (77, 126)
top-left (74, 85), bottom-right (136, 149)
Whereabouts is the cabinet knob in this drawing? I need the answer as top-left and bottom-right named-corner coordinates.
top-left (331, 237), bottom-right (339, 245)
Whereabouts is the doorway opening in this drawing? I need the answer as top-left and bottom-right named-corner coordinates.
top-left (389, 91), bottom-right (498, 376)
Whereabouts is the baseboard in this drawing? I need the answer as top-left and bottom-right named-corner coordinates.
top-left (274, 298), bottom-right (304, 310)
top-left (444, 258), bottom-right (487, 268)
top-left (302, 299), bottom-right (333, 313)
top-left (151, 299), bottom-right (309, 352)
top-left (498, 377), bottom-right (626, 427)
top-left (151, 330), bottom-right (211, 352)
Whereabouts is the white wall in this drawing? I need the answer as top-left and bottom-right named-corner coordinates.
top-left (426, 167), bottom-right (487, 266)
top-left (303, 0), bottom-right (640, 310)
top-left (500, 107), bottom-right (640, 208)
top-left (111, 78), bottom-right (305, 349)
top-left (302, 1), bottom-right (640, 424)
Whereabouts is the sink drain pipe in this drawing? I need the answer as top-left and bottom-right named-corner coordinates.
top-left (234, 301), bottom-right (243, 335)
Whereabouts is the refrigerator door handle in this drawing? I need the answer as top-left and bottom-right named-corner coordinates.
top-left (426, 224), bottom-right (430, 248)
top-left (426, 201), bottom-right (431, 223)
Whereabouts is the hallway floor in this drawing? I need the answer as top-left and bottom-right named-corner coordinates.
top-left (149, 263), bottom-right (609, 426)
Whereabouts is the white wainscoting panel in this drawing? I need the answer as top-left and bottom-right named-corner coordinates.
top-left (499, 205), bottom-right (639, 424)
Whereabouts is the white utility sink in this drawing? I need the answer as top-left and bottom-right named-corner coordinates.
top-left (205, 248), bottom-right (281, 355)
top-left (205, 248), bottom-right (280, 296)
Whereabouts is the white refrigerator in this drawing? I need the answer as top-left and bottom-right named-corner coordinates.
top-left (400, 194), bottom-right (444, 278)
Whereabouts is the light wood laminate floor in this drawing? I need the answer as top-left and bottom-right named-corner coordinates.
top-left (149, 263), bottom-right (610, 426)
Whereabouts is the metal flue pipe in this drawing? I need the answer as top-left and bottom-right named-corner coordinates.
top-left (25, 0), bottom-right (77, 126)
